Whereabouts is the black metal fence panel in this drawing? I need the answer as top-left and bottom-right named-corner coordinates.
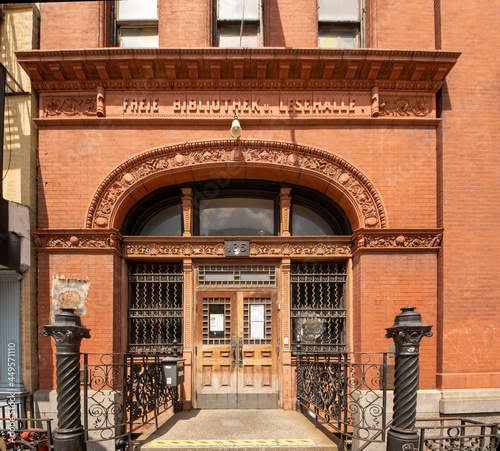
top-left (295, 351), bottom-right (387, 448)
top-left (83, 353), bottom-right (178, 443)
top-left (0, 393), bottom-right (54, 450)
top-left (417, 418), bottom-right (499, 451)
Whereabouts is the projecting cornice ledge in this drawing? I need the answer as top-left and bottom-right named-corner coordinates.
top-left (16, 47), bottom-right (460, 93)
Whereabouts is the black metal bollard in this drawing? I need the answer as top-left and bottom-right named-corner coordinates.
top-left (385, 307), bottom-right (433, 451)
top-left (44, 308), bottom-right (91, 451)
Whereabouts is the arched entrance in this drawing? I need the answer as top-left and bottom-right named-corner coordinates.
top-left (86, 139), bottom-right (387, 410)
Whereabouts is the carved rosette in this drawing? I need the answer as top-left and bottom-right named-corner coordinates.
top-left (87, 140), bottom-right (386, 230)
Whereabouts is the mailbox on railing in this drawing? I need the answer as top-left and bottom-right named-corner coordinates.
top-left (161, 357), bottom-right (185, 387)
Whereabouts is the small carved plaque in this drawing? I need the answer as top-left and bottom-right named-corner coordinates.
top-left (50, 277), bottom-right (90, 323)
top-left (225, 240), bottom-right (250, 257)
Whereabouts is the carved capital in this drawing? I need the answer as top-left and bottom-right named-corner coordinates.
top-left (385, 329), bottom-right (433, 355)
top-left (43, 328), bottom-right (91, 348)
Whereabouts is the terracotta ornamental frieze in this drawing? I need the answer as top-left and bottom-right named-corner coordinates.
top-left (33, 230), bottom-right (121, 251)
top-left (86, 140), bottom-right (387, 230)
top-left (42, 90), bottom-right (434, 119)
top-left (122, 240), bottom-right (353, 258)
top-left (32, 231), bottom-right (442, 255)
top-left (354, 230), bottom-right (443, 251)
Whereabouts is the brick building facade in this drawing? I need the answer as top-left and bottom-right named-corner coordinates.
top-left (1, 3), bottom-right (39, 400)
top-left (16, 0), bottom-right (500, 419)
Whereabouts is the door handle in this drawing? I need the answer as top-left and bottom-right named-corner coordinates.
top-left (231, 336), bottom-right (236, 368)
top-left (238, 337), bottom-right (243, 368)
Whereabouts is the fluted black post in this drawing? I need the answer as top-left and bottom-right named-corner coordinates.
top-left (44, 308), bottom-right (91, 451)
top-left (385, 307), bottom-right (433, 451)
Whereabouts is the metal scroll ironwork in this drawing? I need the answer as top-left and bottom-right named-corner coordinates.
top-left (417, 418), bottom-right (499, 451)
top-left (0, 393), bottom-right (54, 450)
top-left (128, 263), bottom-right (183, 353)
top-left (295, 351), bottom-right (388, 449)
top-left (291, 263), bottom-right (347, 353)
top-left (83, 353), bottom-right (178, 443)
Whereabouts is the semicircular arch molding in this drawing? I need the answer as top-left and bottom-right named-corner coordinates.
top-left (86, 140), bottom-right (387, 231)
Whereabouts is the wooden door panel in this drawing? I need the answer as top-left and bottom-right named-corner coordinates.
top-left (195, 290), bottom-right (279, 408)
top-left (196, 293), bottom-right (236, 399)
top-left (237, 293), bottom-right (278, 396)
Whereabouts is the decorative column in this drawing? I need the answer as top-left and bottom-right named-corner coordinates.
top-left (44, 308), bottom-right (90, 451)
top-left (280, 187), bottom-right (291, 237)
top-left (181, 188), bottom-right (193, 236)
top-left (385, 307), bottom-right (433, 451)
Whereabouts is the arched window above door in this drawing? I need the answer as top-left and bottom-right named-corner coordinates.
top-left (121, 180), bottom-right (352, 236)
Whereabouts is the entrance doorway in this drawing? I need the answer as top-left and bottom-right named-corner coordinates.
top-left (195, 290), bottom-right (279, 409)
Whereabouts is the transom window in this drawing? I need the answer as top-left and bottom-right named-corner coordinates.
top-left (199, 197), bottom-right (274, 236)
top-left (122, 181), bottom-right (351, 237)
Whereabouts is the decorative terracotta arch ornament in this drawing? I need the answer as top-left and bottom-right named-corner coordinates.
top-left (86, 139), bottom-right (387, 231)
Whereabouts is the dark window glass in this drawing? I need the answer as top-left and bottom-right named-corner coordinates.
top-left (137, 203), bottom-right (182, 236)
top-left (292, 204), bottom-right (334, 236)
top-left (200, 197), bottom-right (274, 236)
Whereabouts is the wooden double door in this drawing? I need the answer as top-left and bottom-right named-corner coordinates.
top-left (195, 290), bottom-right (279, 409)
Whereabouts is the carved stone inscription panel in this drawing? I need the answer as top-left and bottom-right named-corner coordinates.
top-left (43, 91), bottom-right (433, 119)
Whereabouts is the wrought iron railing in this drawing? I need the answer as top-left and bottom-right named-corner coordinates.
top-left (0, 393), bottom-right (54, 450)
top-left (83, 353), bottom-right (179, 445)
top-left (0, 417), bottom-right (54, 450)
top-left (417, 417), bottom-right (499, 451)
top-left (295, 350), bottom-right (387, 449)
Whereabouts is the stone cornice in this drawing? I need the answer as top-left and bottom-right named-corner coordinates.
top-left (16, 48), bottom-right (460, 93)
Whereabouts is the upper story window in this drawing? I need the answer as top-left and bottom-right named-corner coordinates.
top-left (318, 0), bottom-right (361, 48)
top-left (117, 0), bottom-right (158, 48)
top-left (214, 0), bottom-right (263, 47)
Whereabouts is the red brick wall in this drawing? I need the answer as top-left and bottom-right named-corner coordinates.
top-left (434, 0), bottom-right (500, 388)
top-left (33, 0), bottom-right (500, 393)
top-left (265, 0), bottom-right (317, 47)
top-left (353, 252), bottom-right (438, 389)
top-left (37, 124), bottom-right (437, 231)
top-left (37, 252), bottom-right (120, 389)
top-left (159, 0), bottom-right (211, 47)
top-left (40, 2), bottom-right (108, 50)
top-left (366, 0), bottom-right (436, 50)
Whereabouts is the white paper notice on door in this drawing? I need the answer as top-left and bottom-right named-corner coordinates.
top-left (250, 305), bottom-right (265, 339)
top-left (210, 313), bottom-right (224, 332)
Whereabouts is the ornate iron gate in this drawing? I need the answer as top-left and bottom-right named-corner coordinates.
top-left (295, 352), bottom-right (388, 449)
top-left (291, 263), bottom-right (346, 352)
top-left (128, 263), bottom-right (183, 353)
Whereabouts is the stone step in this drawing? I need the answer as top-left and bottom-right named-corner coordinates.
top-left (137, 410), bottom-right (338, 450)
